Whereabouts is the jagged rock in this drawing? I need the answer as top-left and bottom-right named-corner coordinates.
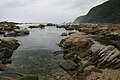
top-left (91, 45), bottom-right (120, 69)
top-left (60, 60), bottom-right (77, 70)
top-left (59, 32), bottom-right (93, 50)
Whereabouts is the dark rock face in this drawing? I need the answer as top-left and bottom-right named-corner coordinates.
top-left (74, 0), bottom-right (120, 23)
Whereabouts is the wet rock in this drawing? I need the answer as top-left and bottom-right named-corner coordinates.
top-left (4, 29), bottom-right (30, 37)
top-left (46, 23), bottom-right (55, 26)
top-left (29, 24), bottom-right (45, 28)
top-left (0, 37), bottom-right (19, 65)
top-left (0, 37), bottom-right (20, 50)
top-left (14, 29), bottom-right (30, 35)
top-left (65, 26), bottom-right (74, 30)
top-left (0, 47), bottom-right (13, 59)
top-left (63, 51), bottom-right (76, 60)
top-left (53, 50), bottom-right (64, 56)
top-left (4, 31), bottom-right (18, 37)
top-left (61, 33), bottom-right (67, 36)
top-left (1, 58), bottom-right (12, 64)
top-left (60, 60), bottom-right (77, 70)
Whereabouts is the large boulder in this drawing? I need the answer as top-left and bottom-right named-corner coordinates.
top-left (0, 37), bottom-right (20, 65)
top-left (59, 32), bottom-right (93, 50)
top-left (0, 37), bottom-right (20, 50)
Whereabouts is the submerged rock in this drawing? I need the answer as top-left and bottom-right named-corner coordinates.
top-left (60, 60), bottom-right (77, 70)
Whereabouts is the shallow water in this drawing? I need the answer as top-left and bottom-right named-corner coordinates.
top-left (3, 24), bottom-right (75, 76)
top-left (0, 24), bottom-right (106, 76)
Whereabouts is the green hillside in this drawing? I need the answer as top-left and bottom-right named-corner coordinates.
top-left (74, 0), bottom-right (120, 23)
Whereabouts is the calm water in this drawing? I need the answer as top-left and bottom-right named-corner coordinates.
top-left (5, 24), bottom-right (76, 76)
top-left (0, 24), bottom-right (105, 76)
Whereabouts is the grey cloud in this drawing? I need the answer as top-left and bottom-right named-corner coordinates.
top-left (0, 0), bottom-right (107, 23)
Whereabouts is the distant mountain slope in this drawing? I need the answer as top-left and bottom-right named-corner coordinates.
top-left (74, 0), bottom-right (120, 23)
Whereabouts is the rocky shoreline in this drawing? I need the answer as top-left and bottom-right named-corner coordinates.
top-left (55, 23), bottom-right (120, 80)
top-left (0, 22), bottom-right (120, 80)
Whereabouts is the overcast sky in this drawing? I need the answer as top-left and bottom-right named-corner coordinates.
top-left (0, 0), bottom-right (107, 23)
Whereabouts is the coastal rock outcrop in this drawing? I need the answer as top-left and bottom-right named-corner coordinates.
top-left (91, 45), bottom-right (120, 69)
